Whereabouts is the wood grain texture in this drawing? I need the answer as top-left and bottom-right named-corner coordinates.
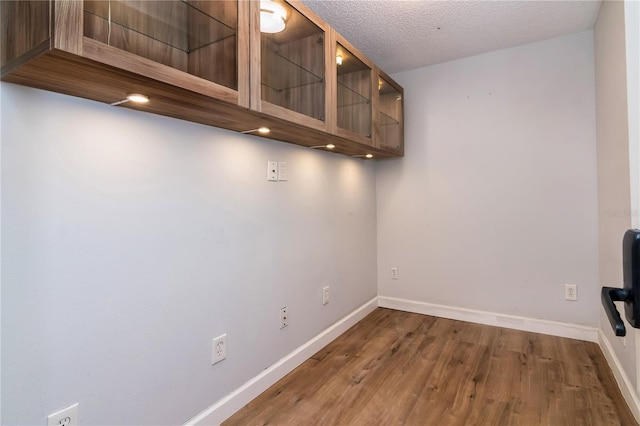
top-left (53, 0), bottom-right (83, 54)
top-left (256, 0), bottom-right (333, 131)
top-left (337, 69), bottom-right (372, 139)
top-left (224, 308), bottom-right (638, 426)
top-left (82, 38), bottom-right (239, 104)
top-left (2, 0), bottom-right (402, 159)
top-left (376, 69), bottom-right (404, 154)
top-left (236, 0), bottom-right (249, 107)
top-left (188, 35), bottom-right (236, 89)
top-left (261, 32), bottom-right (325, 121)
top-left (83, 10), bottom-right (189, 72)
top-left (0, 0), bottom-right (50, 68)
top-left (2, 49), bottom-right (395, 158)
top-left (333, 29), bottom-right (375, 144)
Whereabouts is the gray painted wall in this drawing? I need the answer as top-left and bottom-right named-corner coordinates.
top-left (378, 31), bottom-right (600, 326)
top-left (594, 0), bottom-right (637, 391)
top-left (0, 83), bottom-right (378, 425)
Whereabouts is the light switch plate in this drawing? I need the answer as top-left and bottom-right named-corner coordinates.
top-left (278, 162), bottom-right (288, 181)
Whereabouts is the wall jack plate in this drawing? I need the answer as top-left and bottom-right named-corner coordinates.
top-left (280, 307), bottom-right (288, 328)
top-left (267, 160), bottom-right (278, 181)
top-left (322, 286), bottom-right (330, 305)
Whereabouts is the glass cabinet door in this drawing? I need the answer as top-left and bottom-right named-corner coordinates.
top-left (258, 0), bottom-right (327, 126)
top-left (336, 41), bottom-right (372, 141)
top-left (83, 0), bottom-right (240, 91)
top-left (377, 75), bottom-right (404, 153)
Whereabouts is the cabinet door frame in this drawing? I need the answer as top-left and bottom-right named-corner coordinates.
top-left (249, 0), bottom-right (333, 133)
top-left (332, 29), bottom-right (375, 147)
top-left (51, 0), bottom-right (248, 107)
top-left (375, 67), bottom-right (404, 156)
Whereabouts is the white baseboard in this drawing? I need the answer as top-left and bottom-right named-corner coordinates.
top-left (598, 329), bottom-right (640, 423)
top-left (185, 296), bottom-right (638, 426)
top-left (377, 296), bottom-right (599, 342)
top-left (184, 297), bottom-right (378, 426)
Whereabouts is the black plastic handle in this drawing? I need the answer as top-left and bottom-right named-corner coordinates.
top-left (602, 287), bottom-right (630, 336)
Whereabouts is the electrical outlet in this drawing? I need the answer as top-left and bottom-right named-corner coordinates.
top-left (322, 286), bottom-right (330, 305)
top-left (565, 284), bottom-right (578, 301)
top-left (267, 160), bottom-right (278, 181)
top-left (47, 403), bottom-right (78, 426)
top-left (391, 267), bottom-right (399, 280)
top-left (212, 334), bottom-right (227, 364)
top-left (280, 307), bottom-right (288, 329)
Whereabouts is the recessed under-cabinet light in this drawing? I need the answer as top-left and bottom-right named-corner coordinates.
top-left (126, 93), bottom-right (149, 103)
top-left (310, 144), bottom-right (336, 150)
top-left (352, 153), bottom-right (374, 159)
top-left (336, 55), bottom-right (343, 65)
top-left (110, 93), bottom-right (149, 106)
top-left (241, 127), bottom-right (271, 134)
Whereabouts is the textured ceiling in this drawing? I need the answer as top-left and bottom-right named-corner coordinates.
top-left (301, 0), bottom-right (602, 74)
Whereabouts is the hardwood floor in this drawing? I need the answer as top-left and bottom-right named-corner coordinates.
top-left (224, 308), bottom-right (638, 426)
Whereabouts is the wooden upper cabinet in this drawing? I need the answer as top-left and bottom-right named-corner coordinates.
top-left (376, 69), bottom-right (404, 155)
top-left (81, 0), bottom-right (249, 106)
top-left (250, 0), bottom-right (331, 132)
top-left (1, 0), bottom-right (403, 158)
top-left (333, 31), bottom-right (374, 146)
top-left (1, 0), bottom-right (249, 108)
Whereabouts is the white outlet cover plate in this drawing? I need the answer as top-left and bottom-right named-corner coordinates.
top-left (280, 307), bottom-right (288, 328)
top-left (212, 334), bottom-right (227, 364)
top-left (47, 403), bottom-right (78, 426)
top-left (564, 284), bottom-right (578, 301)
top-left (267, 160), bottom-right (278, 181)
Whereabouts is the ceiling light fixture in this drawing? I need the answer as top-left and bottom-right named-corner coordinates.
top-left (241, 126), bottom-right (271, 134)
top-left (110, 93), bottom-right (149, 106)
top-left (260, 0), bottom-right (286, 34)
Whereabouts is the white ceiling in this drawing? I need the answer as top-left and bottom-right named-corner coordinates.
top-left (300, 0), bottom-right (603, 74)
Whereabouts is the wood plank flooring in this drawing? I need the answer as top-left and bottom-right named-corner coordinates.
top-left (224, 308), bottom-right (638, 426)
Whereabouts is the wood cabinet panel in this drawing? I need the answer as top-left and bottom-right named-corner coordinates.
top-left (337, 69), bottom-right (372, 138)
top-left (376, 72), bottom-right (404, 154)
top-left (1, 0), bottom-right (403, 158)
top-left (83, 10), bottom-right (189, 72)
top-left (0, 1), bottom-right (49, 68)
top-left (259, 2), bottom-right (327, 126)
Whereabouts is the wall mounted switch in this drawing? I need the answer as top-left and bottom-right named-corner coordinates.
top-left (278, 162), bottom-right (288, 181)
top-left (322, 286), bottom-right (330, 305)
